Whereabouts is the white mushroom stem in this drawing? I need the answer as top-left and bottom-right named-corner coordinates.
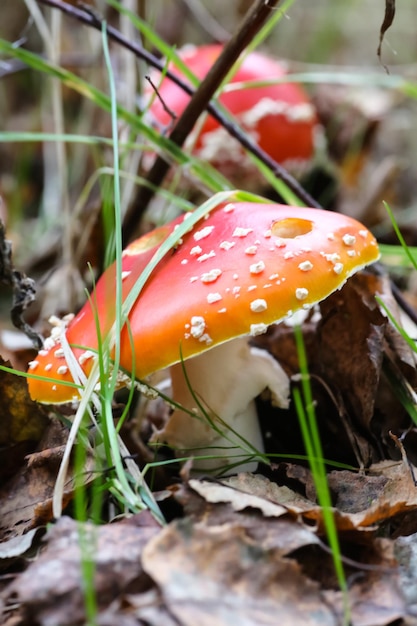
top-left (153, 337), bottom-right (290, 473)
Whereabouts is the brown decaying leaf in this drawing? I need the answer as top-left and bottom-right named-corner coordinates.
top-left (318, 272), bottom-right (386, 434)
top-left (188, 477), bottom-right (289, 518)
top-left (97, 589), bottom-right (179, 626)
top-left (175, 476), bottom-right (407, 625)
top-left (280, 458), bottom-right (417, 535)
top-left (0, 420), bottom-right (94, 542)
top-left (0, 357), bottom-right (49, 448)
top-left (142, 519), bottom-right (336, 626)
top-left (178, 477), bottom-right (322, 555)
top-left (2, 465), bottom-right (412, 625)
top-left (0, 355), bottom-right (50, 484)
top-left (142, 514), bottom-right (406, 626)
top-left (253, 270), bottom-right (416, 469)
top-left (319, 271), bottom-right (417, 464)
top-left (324, 565), bottom-right (405, 626)
top-left (0, 528), bottom-right (42, 561)
top-left (185, 463), bottom-right (417, 537)
top-left (2, 514), bottom-right (160, 626)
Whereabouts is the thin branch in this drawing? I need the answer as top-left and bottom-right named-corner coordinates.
top-left (125, 0), bottom-right (286, 238)
top-left (144, 75), bottom-right (177, 128)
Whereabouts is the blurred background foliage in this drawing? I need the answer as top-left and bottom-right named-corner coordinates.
top-left (0, 0), bottom-right (417, 322)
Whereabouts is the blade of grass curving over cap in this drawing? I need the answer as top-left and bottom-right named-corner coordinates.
top-left (51, 26), bottom-right (165, 522)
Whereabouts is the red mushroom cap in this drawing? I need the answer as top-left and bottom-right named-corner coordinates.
top-left (27, 201), bottom-right (379, 404)
top-left (147, 44), bottom-right (317, 168)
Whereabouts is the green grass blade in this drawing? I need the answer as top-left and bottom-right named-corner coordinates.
top-left (293, 325), bottom-right (350, 620)
top-left (382, 202), bottom-right (417, 272)
top-left (0, 38), bottom-right (230, 193)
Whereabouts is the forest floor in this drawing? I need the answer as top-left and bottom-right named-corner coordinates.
top-left (1, 1), bottom-right (417, 624)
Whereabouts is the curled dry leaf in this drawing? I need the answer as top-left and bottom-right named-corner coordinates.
top-left (177, 477), bottom-right (322, 556)
top-left (319, 271), bottom-right (417, 463)
top-left (142, 514), bottom-right (406, 626)
top-left (0, 527), bottom-right (44, 563)
top-left (190, 464), bottom-right (417, 535)
top-left (283, 457), bottom-right (417, 534)
top-left (188, 477), bottom-right (289, 518)
top-left (324, 565), bottom-right (405, 626)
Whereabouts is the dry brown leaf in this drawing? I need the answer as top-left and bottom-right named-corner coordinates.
top-left (0, 356), bottom-right (49, 448)
top-left (318, 270), bottom-right (417, 457)
top-left (0, 421), bottom-right (95, 541)
top-left (395, 531), bottom-right (417, 613)
top-left (347, 460), bottom-right (417, 529)
top-left (2, 514), bottom-right (160, 626)
top-left (193, 463), bottom-right (417, 535)
top-left (0, 527), bottom-right (44, 573)
top-left (97, 589), bottom-right (179, 626)
top-left (222, 472), bottom-right (317, 508)
top-left (253, 271), bottom-right (415, 469)
top-left (175, 479), bottom-right (321, 557)
top-left (188, 477), bottom-right (289, 518)
top-left (283, 458), bottom-right (417, 533)
top-left (324, 560), bottom-right (405, 626)
top-left (176, 476), bottom-right (407, 624)
top-left (318, 272), bottom-right (387, 434)
top-left (142, 519), bottom-right (337, 626)
top-left (0, 355), bottom-right (51, 485)
top-left (348, 570), bottom-right (405, 626)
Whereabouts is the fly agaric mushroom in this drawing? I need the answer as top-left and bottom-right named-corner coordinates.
top-left (27, 200), bottom-right (379, 472)
top-left (146, 44), bottom-right (317, 185)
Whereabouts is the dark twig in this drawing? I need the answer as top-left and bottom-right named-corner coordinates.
top-left (144, 75), bottom-right (177, 130)
top-left (377, 0), bottom-right (396, 71)
top-left (124, 0), bottom-right (286, 239)
top-left (0, 220), bottom-right (43, 349)
top-left (35, 0), bottom-right (322, 241)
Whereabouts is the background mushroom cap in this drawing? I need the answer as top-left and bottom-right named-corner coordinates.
top-left (147, 43), bottom-right (317, 166)
top-left (27, 202), bottom-right (379, 403)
